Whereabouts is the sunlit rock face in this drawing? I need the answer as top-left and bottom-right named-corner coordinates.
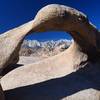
top-left (0, 4), bottom-right (100, 100)
top-left (0, 20), bottom-right (34, 74)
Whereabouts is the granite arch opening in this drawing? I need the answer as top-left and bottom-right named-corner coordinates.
top-left (24, 31), bottom-right (72, 54)
top-left (30, 4), bottom-right (100, 66)
top-left (0, 4), bottom-right (100, 100)
top-left (0, 4), bottom-right (100, 74)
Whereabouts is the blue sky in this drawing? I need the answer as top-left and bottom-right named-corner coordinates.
top-left (0, 0), bottom-right (99, 41)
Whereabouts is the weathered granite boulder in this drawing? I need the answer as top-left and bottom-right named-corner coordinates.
top-left (1, 58), bottom-right (100, 100)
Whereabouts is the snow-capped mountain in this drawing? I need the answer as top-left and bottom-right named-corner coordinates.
top-left (20, 39), bottom-right (72, 57)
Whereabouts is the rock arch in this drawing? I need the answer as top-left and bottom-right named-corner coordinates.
top-left (32, 4), bottom-right (100, 62)
top-left (0, 4), bottom-right (100, 100)
top-left (0, 4), bottom-right (100, 73)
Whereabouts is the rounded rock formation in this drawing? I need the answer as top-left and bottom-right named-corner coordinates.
top-left (1, 4), bottom-right (100, 100)
top-left (32, 4), bottom-right (100, 63)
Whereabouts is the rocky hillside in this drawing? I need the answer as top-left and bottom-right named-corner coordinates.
top-left (19, 39), bottom-right (72, 57)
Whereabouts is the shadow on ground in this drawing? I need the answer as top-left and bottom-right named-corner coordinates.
top-left (4, 63), bottom-right (100, 100)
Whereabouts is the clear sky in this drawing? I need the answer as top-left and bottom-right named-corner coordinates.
top-left (0, 0), bottom-right (99, 41)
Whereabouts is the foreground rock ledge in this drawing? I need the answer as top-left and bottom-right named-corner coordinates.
top-left (0, 4), bottom-right (100, 100)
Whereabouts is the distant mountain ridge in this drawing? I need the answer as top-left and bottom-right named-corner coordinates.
top-left (19, 39), bottom-right (72, 57)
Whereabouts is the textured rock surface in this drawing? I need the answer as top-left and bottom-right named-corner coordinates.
top-left (0, 20), bottom-right (33, 74)
top-left (0, 4), bottom-right (100, 100)
top-left (1, 61), bottom-right (100, 100)
top-left (0, 20), bottom-right (34, 100)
